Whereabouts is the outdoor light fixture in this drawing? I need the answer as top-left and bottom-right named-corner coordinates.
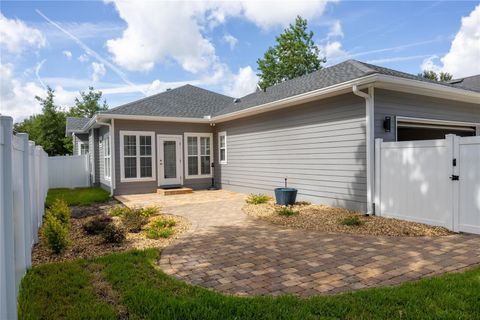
top-left (383, 116), bottom-right (391, 132)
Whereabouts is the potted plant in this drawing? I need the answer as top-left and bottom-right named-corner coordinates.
top-left (274, 178), bottom-right (297, 206)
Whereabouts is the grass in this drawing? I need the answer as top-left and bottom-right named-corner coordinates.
top-left (19, 249), bottom-right (480, 320)
top-left (246, 194), bottom-right (272, 205)
top-left (341, 215), bottom-right (364, 226)
top-left (46, 187), bottom-right (111, 207)
top-left (276, 206), bottom-right (298, 216)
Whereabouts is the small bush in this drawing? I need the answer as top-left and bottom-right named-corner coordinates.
top-left (83, 215), bottom-right (112, 235)
top-left (42, 214), bottom-right (69, 254)
top-left (246, 194), bottom-right (271, 205)
top-left (121, 209), bottom-right (149, 233)
top-left (48, 199), bottom-right (71, 226)
top-left (145, 218), bottom-right (176, 239)
top-left (108, 205), bottom-right (131, 217)
top-left (102, 223), bottom-right (126, 244)
top-left (138, 206), bottom-right (158, 218)
top-left (151, 218), bottom-right (176, 229)
top-left (341, 215), bottom-right (364, 226)
top-left (276, 206), bottom-right (298, 216)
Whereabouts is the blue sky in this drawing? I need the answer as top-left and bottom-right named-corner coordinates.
top-left (1, 0), bottom-right (479, 121)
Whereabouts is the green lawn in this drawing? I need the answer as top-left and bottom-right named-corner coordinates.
top-left (19, 249), bottom-right (480, 320)
top-left (46, 187), bottom-right (111, 207)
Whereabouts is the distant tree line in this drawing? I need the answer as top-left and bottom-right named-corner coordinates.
top-left (14, 87), bottom-right (108, 156)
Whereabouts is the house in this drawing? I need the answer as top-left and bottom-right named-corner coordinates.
top-left (66, 60), bottom-right (480, 214)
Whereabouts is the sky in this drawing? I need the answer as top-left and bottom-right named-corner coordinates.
top-left (1, 0), bottom-right (479, 122)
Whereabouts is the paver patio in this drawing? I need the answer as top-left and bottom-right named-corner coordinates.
top-left (117, 190), bottom-right (480, 297)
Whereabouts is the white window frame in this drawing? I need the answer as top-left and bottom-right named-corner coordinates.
top-left (119, 130), bottom-right (156, 182)
top-left (184, 132), bottom-right (213, 179)
top-left (103, 134), bottom-right (111, 181)
top-left (218, 131), bottom-right (227, 164)
top-left (78, 141), bottom-right (89, 155)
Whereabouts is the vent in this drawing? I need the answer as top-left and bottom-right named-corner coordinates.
top-left (233, 98), bottom-right (241, 103)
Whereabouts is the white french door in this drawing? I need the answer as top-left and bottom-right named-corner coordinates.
top-left (157, 135), bottom-right (183, 186)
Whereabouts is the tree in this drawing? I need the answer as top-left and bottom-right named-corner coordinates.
top-left (68, 87), bottom-right (108, 118)
top-left (418, 70), bottom-right (453, 82)
top-left (257, 16), bottom-right (325, 90)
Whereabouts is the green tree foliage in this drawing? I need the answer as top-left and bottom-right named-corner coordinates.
top-left (257, 16), bottom-right (325, 90)
top-left (418, 70), bottom-right (453, 82)
top-left (68, 87), bottom-right (108, 118)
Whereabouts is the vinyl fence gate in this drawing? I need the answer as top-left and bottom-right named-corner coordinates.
top-left (375, 134), bottom-right (480, 234)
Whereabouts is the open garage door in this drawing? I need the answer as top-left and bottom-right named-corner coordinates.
top-left (396, 117), bottom-right (478, 141)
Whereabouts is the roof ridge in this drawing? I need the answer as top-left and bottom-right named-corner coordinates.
top-left (346, 59), bottom-right (377, 74)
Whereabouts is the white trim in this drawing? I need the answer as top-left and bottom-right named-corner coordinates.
top-left (103, 134), bottom-right (111, 181)
top-left (119, 130), bottom-right (156, 183)
top-left (157, 134), bottom-right (183, 186)
top-left (218, 131), bottom-right (227, 165)
top-left (98, 114), bottom-right (209, 123)
top-left (395, 116), bottom-right (480, 141)
top-left (78, 141), bottom-right (89, 155)
top-left (184, 132), bottom-right (213, 179)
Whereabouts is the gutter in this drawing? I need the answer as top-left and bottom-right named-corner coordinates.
top-left (96, 120), bottom-right (115, 197)
top-left (352, 85), bottom-right (375, 215)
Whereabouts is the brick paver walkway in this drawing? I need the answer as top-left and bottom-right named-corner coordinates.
top-left (118, 190), bottom-right (480, 297)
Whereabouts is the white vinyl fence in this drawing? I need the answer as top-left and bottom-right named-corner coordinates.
top-left (1, 116), bottom-right (49, 320)
top-left (375, 134), bottom-right (480, 234)
top-left (48, 154), bottom-right (90, 188)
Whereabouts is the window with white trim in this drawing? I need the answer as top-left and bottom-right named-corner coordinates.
top-left (185, 133), bottom-right (213, 178)
top-left (78, 141), bottom-right (89, 155)
top-left (218, 131), bottom-right (227, 164)
top-left (120, 131), bottom-right (156, 182)
top-left (103, 135), bottom-right (111, 180)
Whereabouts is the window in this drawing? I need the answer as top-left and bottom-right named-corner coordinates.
top-left (218, 131), bottom-right (227, 164)
top-left (78, 141), bottom-right (89, 155)
top-left (103, 135), bottom-right (111, 180)
top-left (120, 131), bottom-right (156, 182)
top-left (184, 133), bottom-right (213, 178)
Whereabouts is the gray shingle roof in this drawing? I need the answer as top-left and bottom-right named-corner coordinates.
top-left (66, 117), bottom-right (91, 133)
top-left (96, 60), bottom-right (479, 121)
top-left (449, 75), bottom-right (480, 92)
top-left (104, 84), bottom-right (233, 118)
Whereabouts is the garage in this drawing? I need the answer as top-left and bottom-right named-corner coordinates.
top-left (395, 117), bottom-right (478, 141)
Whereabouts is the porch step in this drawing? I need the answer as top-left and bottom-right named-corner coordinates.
top-left (157, 187), bottom-right (193, 196)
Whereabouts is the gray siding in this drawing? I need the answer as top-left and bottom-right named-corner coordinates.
top-left (375, 89), bottom-right (480, 141)
top-left (98, 126), bottom-right (111, 190)
top-left (73, 133), bottom-right (88, 155)
top-left (214, 93), bottom-right (367, 212)
top-left (113, 120), bottom-right (213, 195)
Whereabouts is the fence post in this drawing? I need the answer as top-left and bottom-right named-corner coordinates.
top-left (0, 116), bottom-right (17, 320)
top-left (29, 141), bottom-right (38, 244)
top-left (374, 138), bottom-right (383, 216)
top-left (18, 134), bottom-right (33, 269)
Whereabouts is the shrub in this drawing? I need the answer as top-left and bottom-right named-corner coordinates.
top-left (83, 215), bottom-right (112, 235)
top-left (42, 214), bottom-right (69, 254)
top-left (48, 199), bottom-right (71, 226)
top-left (121, 209), bottom-right (149, 233)
top-left (138, 206), bottom-right (158, 218)
top-left (145, 218), bottom-right (176, 239)
top-left (108, 205), bottom-right (131, 217)
top-left (102, 222), bottom-right (126, 244)
top-left (341, 215), bottom-right (364, 226)
top-left (276, 206), bottom-right (298, 216)
top-left (246, 194), bottom-right (271, 205)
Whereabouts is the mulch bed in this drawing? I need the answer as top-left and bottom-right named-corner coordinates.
top-left (243, 202), bottom-right (452, 237)
top-left (32, 203), bottom-right (190, 265)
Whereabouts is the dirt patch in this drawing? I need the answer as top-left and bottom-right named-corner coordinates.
top-left (243, 202), bottom-right (452, 237)
top-left (32, 203), bottom-right (190, 265)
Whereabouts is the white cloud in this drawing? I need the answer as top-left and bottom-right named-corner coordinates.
top-left (78, 53), bottom-right (89, 63)
top-left (327, 20), bottom-right (343, 39)
top-left (420, 5), bottom-right (480, 78)
top-left (63, 50), bottom-right (72, 59)
top-left (320, 41), bottom-right (347, 62)
top-left (0, 63), bottom-right (79, 122)
top-left (104, 0), bottom-right (334, 73)
top-left (91, 62), bottom-right (106, 82)
top-left (223, 66), bottom-right (258, 97)
top-left (0, 13), bottom-right (46, 54)
top-left (223, 33), bottom-right (238, 50)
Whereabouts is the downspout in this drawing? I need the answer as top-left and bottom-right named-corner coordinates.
top-left (96, 120), bottom-right (115, 197)
top-left (352, 85), bottom-right (375, 215)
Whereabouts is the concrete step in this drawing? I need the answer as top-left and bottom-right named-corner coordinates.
top-left (157, 187), bottom-right (193, 196)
